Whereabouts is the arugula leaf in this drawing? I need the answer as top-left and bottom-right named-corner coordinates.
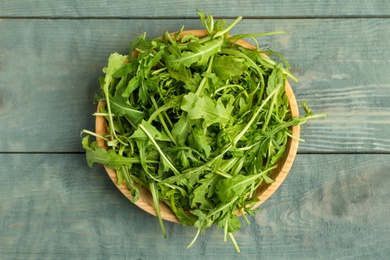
top-left (130, 120), bottom-right (170, 142)
top-left (188, 126), bottom-right (211, 157)
top-left (191, 172), bottom-right (221, 208)
top-left (197, 10), bottom-right (214, 34)
top-left (166, 37), bottom-right (223, 70)
top-left (212, 55), bottom-right (248, 80)
top-left (150, 182), bottom-right (167, 238)
top-left (215, 167), bottom-right (275, 203)
top-left (171, 114), bottom-right (190, 145)
top-left (191, 209), bottom-right (214, 232)
top-left (82, 136), bottom-right (140, 169)
top-left (122, 75), bottom-right (141, 97)
top-left (187, 38), bottom-right (223, 65)
top-left (109, 96), bottom-right (145, 126)
top-left (102, 52), bottom-right (128, 82)
top-left (181, 93), bottom-right (232, 127)
top-left (169, 68), bottom-right (200, 92)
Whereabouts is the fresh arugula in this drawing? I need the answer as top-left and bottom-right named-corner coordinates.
top-left (81, 10), bottom-right (326, 253)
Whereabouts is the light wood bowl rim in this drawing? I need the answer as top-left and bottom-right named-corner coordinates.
top-left (95, 30), bottom-right (300, 223)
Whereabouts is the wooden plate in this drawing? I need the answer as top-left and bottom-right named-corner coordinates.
top-left (95, 30), bottom-right (300, 223)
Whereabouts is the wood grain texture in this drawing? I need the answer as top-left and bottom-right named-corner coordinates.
top-left (0, 154), bottom-right (389, 259)
top-left (1, 0), bottom-right (389, 17)
top-left (1, 1), bottom-right (389, 259)
top-left (1, 19), bottom-right (389, 153)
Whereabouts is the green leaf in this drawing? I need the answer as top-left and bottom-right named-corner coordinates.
top-left (166, 37), bottom-right (223, 69)
top-left (109, 96), bottom-right (145, 126)
top-left (169, 68), bottom-right (200, 92)
top-left (262, 174), bottom-right (275, 184)
top-left (212, 55), bottom-right (247, 80)
top-left (197, 10), bottom-right (214, 34)
top-left (227, 214), bottom-right (241, 233)
top-left (120, 166), bottom-right (140, 203)
top-left (215, 175), bottom-right (249, 203)
top-left (82, 136), bottom-right (140, 170)
top-left (138, 79), bottom-right (150, 106)
top-left (207, 196), bottom-right (239, 219)
top-left (102, 52), bottom-right (128, 78)
top-left (218, 212), bottom-right (241, 235)
top-left (191, 209), bottom-right (214, 232)
top-left (188, 127), bottom-right (211, 157)
top-left (122, 75), bottom-right (140, 98)
top-left (130, 120), bottom-right (170, 142)
top-left (81, 135), bottom-right (92, 150)
top-left (178, 150), bottom-right (190, 169)
top-left (102, 53), bottom-right (128, 100)
top-left (215, 168), bottom-right (275, 203)
top-left (191, 173), bottom-right (220, 208)
top-left (266, 63), bottom-right (286, 95)
top-left (170, 202), bottom-right (197, 226)
top-left (112, 62), bottom-right (136, 78)
top-left (187, 38), bottom-right (223, 65)
top-left (148, 48), bottom-right (165, 70)
top-left (181, 33), bottom-right (200, 43)
top-left (150, 182), bottom-right (167, 238)
top-left (181, 93), bottom-right (232, 127)
top-left (171, 114), bottom-right (190, 145)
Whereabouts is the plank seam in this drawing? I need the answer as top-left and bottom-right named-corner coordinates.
top-left (1, 15), bottom-right (390, 20)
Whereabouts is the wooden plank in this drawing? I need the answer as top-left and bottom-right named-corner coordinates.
top-left (1, 0), bottom-right (390, 17)
top-left (0, 154), bottom-right (389, 259)
top-left (1, 18), bottom-right (389, 152)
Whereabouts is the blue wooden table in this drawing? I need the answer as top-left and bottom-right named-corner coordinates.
top-left (1, 1), bottom-right (390, 259)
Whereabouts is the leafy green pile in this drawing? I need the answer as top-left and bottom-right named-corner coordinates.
top-left (82, 11), bottom-right (325, 252)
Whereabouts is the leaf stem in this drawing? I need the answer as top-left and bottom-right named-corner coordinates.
top-left (226, 31), bottom-right (286, 45)
top-left (81, 130), bottom-right (110, 142)
top-left (213, 16), bottom-right (243, 38)
top-left (187, 229), bottom-right (201, 249)
top-left (260, 55), bottom-right (298, 82)
top-left (195, 55), bottom-right (215, 96)
top-left (92, 112), bottom-right (113, 117)
top-left (151, 67), bottom-right (168, 75)
top-left (147, 101), bottom-right (175, 123)
top-left (150, 182), bottom-right (167, 238)
top-left (213, 84), bottom-right (245, 96)
top-left (240, 208), bottom-right (251, 225)
top-left (163, 183), bottom-right (188, 196)
top-left (224, 217), bottom-right (229, 242)
top-left (139, 124), bottom-right (181, 176)
top-left (220, 48), bottom-right (265, 79)
top-left (103, 84), bottom-right (128, 147)
top-left (207, 196), bottom-right (239, 218)
top-left (270, 113), bottom-right (327, 136)
top-left (229, 233), bottom-right (241, 253)
top-left (149, 96), bottom-right (177, 145)
top-left (262, 81), bottom-right (283, 131)
top-left (215, 170), bottom-right (233, 179)
top-left (233, 82), bottom-right (283, 145)
top-left (164, 31), bottom-right (175, 45)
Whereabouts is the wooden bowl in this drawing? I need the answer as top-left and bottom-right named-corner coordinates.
top-left (95, 30), bottom-right (300, 223)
